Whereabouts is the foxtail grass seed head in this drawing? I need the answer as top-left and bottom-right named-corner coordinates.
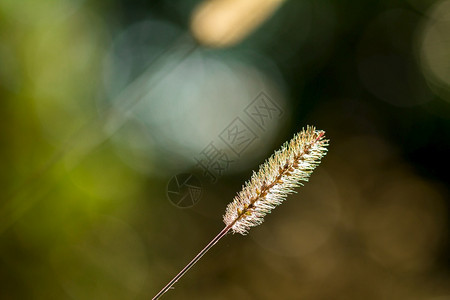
top-left (153, 126), bottom-right (328, 299)
top-left (223, 126), bottom-right (329, 235)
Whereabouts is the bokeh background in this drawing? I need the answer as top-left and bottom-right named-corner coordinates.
top-left (1, 0), bottom-right (450, 299)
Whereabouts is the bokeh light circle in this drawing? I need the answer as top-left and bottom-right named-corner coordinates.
top-left (101, 19), bottom-right (288, 176)
top-left (418, 0), bottom-right (450, 102)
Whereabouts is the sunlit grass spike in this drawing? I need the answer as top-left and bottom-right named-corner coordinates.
top-left (153, 126), bottom-right (329, 299)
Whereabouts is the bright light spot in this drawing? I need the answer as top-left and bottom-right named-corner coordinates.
top-left (419, 0), bottom-right (450, 102)
top-left (191, 0), bottom-right (285, 47)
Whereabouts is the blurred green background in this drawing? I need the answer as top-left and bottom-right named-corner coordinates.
top-left (1, 0), bottom-right (450, 299)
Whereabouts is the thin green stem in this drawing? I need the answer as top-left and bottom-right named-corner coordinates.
top-left (152, 224), bottom-right (232, 300)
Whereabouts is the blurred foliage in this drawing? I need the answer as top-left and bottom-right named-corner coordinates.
top-left (0, 0), bottom-right (450, 299)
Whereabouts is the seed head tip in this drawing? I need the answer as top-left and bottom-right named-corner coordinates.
top-left (223, 126), bottom-right (329, 235)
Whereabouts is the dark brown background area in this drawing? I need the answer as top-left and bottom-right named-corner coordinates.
top-left (1, 0), bottom-right (449, 299)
